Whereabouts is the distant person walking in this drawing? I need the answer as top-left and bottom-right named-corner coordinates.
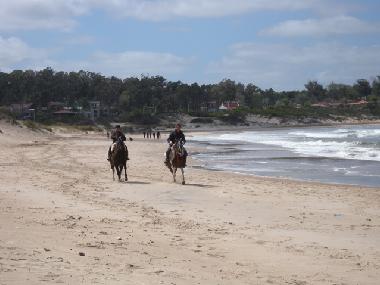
top-left (153, 132), bottom-right (156, 139)
top-left (157, 131), bottom-right (161, 139)
top-left (143, 131), bottom-right (146, 139)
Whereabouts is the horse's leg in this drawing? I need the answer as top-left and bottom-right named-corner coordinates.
top-left (181, 168), bottom-right (185, 185)
top-left (173, 167), bottom-right (176, 182)
top-left (117, 165), bottom-right (121, 181)
top-left (124, 162), bottom-right (128, 181)
top-left (112, 167), bottom-right (115, 181)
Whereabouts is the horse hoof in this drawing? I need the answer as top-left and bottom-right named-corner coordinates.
top-left (125, 177), bottom-right (128, 182)
top-left (182, 181), bottom-right (186, 185)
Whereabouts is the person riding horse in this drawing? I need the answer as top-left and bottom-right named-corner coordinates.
top-left (165, 123), bottom-right (188, 165)
top-left (107, 125), bottom-right (129, 162)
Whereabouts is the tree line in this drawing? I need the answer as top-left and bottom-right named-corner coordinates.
top-left (1, 68), bottom-right (380, 122)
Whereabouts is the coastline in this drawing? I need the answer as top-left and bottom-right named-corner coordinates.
top-left (184, 120), bottom-right (380, 133)
top-left (1, 120), bottom-right (380, 284)
top-left (187, 124), bottom-right (380, 188)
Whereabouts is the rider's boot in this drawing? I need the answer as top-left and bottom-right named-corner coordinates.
top-left (125, 147), bottom-right (130, 160)
top-left (164, 148), bottom-right (170, 165)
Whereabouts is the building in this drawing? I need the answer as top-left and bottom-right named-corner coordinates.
top-left (47, 101), bottom-right (65, 111)
top-left (9, 103), bottom-right (33, 114)
top-left (206, 101), bottom-right (218, 112)
top-left (89, 101), bottom-right (101, 121)
top-left (219, 101), bottom-right (240, 111)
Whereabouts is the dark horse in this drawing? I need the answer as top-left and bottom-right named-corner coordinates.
top-left (167, 139), bottom-right (186, 185)
top-left (110, 137), bottom-right (128, 181)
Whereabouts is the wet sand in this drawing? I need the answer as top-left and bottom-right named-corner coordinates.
top-left (0, 122), bottom-right (379, 284)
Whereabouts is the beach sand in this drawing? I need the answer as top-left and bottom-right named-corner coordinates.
top-left (0, 121), bottom-right (379, 285)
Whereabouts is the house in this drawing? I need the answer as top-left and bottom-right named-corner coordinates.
top-left (53, 110), bottom-right (78, 115)
top-left (207, 101), bottom-right (218, 112)
top-left (8, 103), bottom-right (35, 119)
top-left (9, 103), bottom-right (33, 113)
top-left (200, 101), bottom-right (218, 113)
top-left (47, 101), bottom-right (65, 111)
top-left (219, 101), bottom-right (240, 111)
top-left (53, 109), bottom-right (79, 120)
top-left (89, 101), bottom-right (101, 121)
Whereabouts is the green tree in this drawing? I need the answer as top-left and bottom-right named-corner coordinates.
top-left (305, 81), bottom-right (325, 101)
top-left (353, 79), bottom-right (371, 99)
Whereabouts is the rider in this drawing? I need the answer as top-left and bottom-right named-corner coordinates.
top-left (165, 123), bottom-right (187, 165)
top-left (107, 125), bottom-right (129, 161)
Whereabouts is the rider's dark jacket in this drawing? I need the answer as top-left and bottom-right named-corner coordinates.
top-left (167, 130), bottom-right (186, 144)
top-left (111, 130), bottom-right (126, 143)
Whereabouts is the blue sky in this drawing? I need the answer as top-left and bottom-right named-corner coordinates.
top-left (0, 0), bottom-right (379, 90)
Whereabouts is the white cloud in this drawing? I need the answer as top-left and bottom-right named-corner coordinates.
top-left (0, 36), bottom-right (47, 71)
top-left (0, 0), bottom-right (89, 31)
top-left (100, 0), bottom-right (319, 21)
top-left (207, 42), bottom-right (380, 90)
top-left (0, 34), bottom-right (191, 79)
top-left (261, 16), bottom-right (380, 37)
top-left (0, 0), bottom-right (330, 31)
top-left (53, 50), bottom-right (193, 79)
top-left (63, 35), bottom-right (95, 46)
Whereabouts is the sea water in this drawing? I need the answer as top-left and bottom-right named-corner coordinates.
top-left (190, 124), bottom-right (380, 187)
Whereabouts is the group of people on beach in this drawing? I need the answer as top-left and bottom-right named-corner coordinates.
top-left (143, 130), bottom-right (161, 140)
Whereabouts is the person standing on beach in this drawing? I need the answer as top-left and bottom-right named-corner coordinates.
top-left (157, 131), bottom-right (160, 140)
top-left (153, 132), bottom-right (156, 139)
top-left (143, 131), bottom-right (146, 139)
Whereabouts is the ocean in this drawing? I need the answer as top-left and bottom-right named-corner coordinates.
top-left (190, 124), bottom-right (380, 188)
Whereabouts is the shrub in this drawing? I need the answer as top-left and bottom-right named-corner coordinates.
top-left (219, 111), bottom-right (247, 125)
top-left (23, 120), bottom-right (39, 131)
top-left (190, 117), bottom-right (214, 124)
top-left (120, 110), bottom-right (160, 125)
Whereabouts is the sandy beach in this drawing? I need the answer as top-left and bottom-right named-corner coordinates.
top-left (1, 121), bottom-right (379, 285)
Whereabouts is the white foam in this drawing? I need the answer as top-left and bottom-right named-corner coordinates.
top-left (192, 126), bottom-right (380, 162)
top-left (288, 131), bottom-right (348, 139)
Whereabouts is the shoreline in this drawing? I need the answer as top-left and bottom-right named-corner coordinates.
top-left (187, 124), bottom-right (380, 189)
top-left (162, 120), bottom-right (380, 135)
top-left (190, 164), bottom-right (380, 190)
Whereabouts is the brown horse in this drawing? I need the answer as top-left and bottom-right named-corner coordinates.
top-left (110, 137), bottom-right (128, 181)
top-left (167, 140), bottom-right (186, 185)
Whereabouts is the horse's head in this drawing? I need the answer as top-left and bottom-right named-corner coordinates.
top-left (117, 136), bottom-right (124, 145)
top-left (173, 139), bottom-right (185, 156)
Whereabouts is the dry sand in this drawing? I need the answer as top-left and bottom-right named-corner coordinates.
top-left (0, 121), bottom-right (379, 285)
